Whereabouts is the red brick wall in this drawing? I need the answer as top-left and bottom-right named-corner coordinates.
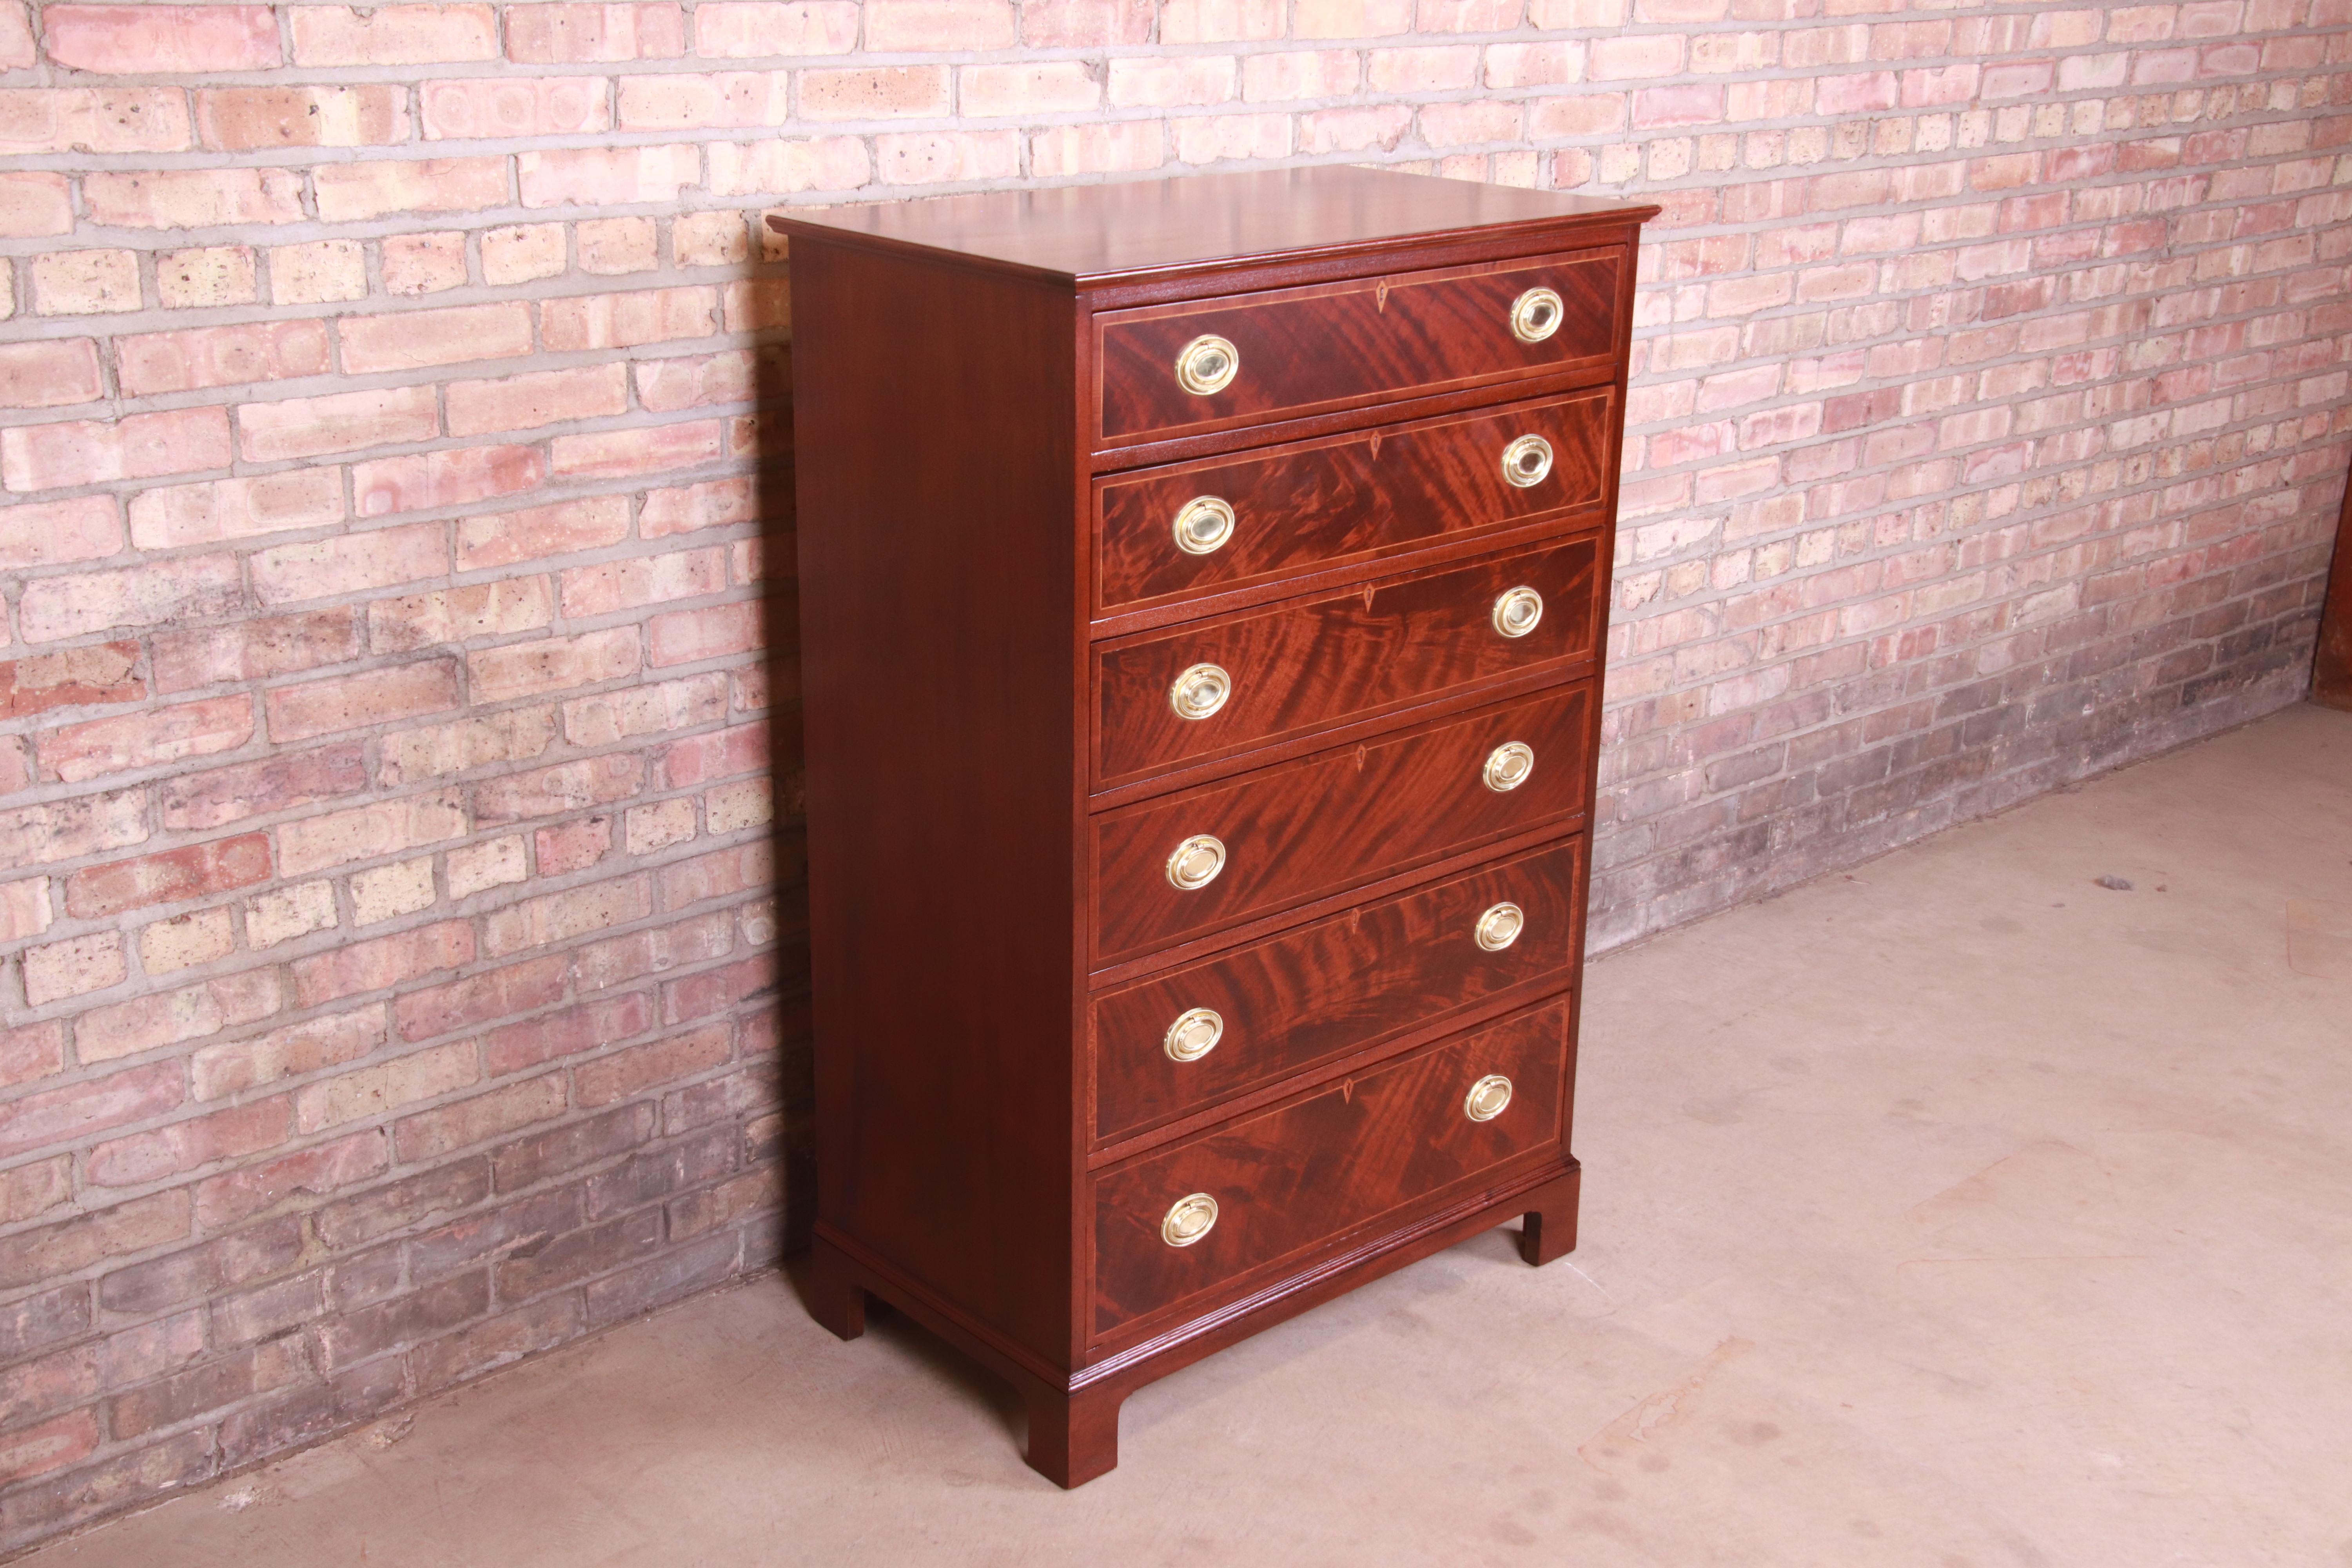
top-left (0, 0), bottom-right (2344, 1550)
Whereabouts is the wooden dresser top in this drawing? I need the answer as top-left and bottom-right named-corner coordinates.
top-left (765, 166), bottom-right (1660, 287)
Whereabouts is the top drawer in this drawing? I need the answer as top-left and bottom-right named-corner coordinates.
top-left (1094, 249), bottom-right (1626, 449)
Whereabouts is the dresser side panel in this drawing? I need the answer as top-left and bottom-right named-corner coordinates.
top-left (793, 239), bottom-right (1082, 1367)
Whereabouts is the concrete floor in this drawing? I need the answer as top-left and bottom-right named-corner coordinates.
top-left (30, 702), bottom-right (2352, 1568)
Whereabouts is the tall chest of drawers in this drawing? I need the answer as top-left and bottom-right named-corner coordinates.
top-left (773, 168), bottom-right (1654, 1486)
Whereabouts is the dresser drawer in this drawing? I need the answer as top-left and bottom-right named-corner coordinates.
top-left (1092, 837), bottom-right (1583, 1144)
top-left (1094, 533), bottom-right (1601, 789)
top-left (1095, 249), bottom-right (1625, 447)
top-left (1095, 390), bottom-right (1612, 619)
top-left (1090, 681), bottom-right (1591, 967)
top-left (1092, 994), bottom-right (1571, 1336)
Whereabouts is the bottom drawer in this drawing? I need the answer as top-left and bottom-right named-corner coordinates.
top-left (1091, 994), bottom-right (1573, 1337)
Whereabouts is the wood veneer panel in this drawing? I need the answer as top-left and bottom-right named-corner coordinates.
top-left (1093, 533), bottom-right (1601, 789)
top-left (793, 237), bottom-right (1082, 1366)
top-left (1094, 250), bottom-right (1622, 446)
top-left (1091, 995), bottom-right (1572, 1335)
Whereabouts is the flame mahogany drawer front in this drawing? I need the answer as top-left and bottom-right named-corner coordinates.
top-left (1094, 388), bottom-right (1614, 620)
top-left (1093, 531), bottom-right (1602, 790)
top-left (781, 168), bottom-right (1651, 1488)
top-left (1091, 837), bottom-right (1585, 1145)
top-left (1091, 681), bottom-right (1593, 968)
top-left (1095, 249), bottom-right (1625, 447)
top-left (1091, 995), bottom-right (1573, 1338)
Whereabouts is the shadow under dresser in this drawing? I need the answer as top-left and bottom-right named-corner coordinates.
top-left (770, 166), bottom-right (1656, 1486)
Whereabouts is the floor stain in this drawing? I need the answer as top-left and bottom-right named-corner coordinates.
top-left (1577, 1336), bottom-right (1753, 1475)
top-left (2286, 899), bottom-right (2352, 979)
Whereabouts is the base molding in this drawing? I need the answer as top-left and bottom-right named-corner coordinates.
top-left (808, 1159), bottom-right (1581, 1486)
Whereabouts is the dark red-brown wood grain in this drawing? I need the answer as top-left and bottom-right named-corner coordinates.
top-left (1090, 682), bottom-right (1593, 966)
top-left (1095, 250), bottom-right (1623, 445)
top-left (1094, 388), bottom-right (1612, 620)
top-left (1091, 995), bottom-right (1573, 1336)
top-left (1092, 532), bottom-right (1602, 788)
top-left (1090, 837), bottom-right (1585, 1145)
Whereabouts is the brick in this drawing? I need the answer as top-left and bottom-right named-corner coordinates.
top-left (131, 468), bottom-right (342, 553)
top-left (42, 697), bottom-right (254, 786)
top-left (380, 708), bottom-right (557, 787)
top-left (513, 2), bottom-right (690, 61)
top-left (407, 1294), bottom-right (581, 1391)
top-left (446, 363), bottom-right (630, 437)
top-left (109, 1339), bottom-right (310, 1441)
top-left (694, 0), bottom-right (859, 54)
top-left (191, 1007), bottom-right (385, 1100)
top-left (196, 85), bottom-right (410, 149)
top-left (370, 579), bottom-right (555, 653)
top-left (0, 1411), bottom-right (99, 1488)
top-left (382, 231), bottom-right (469, 295)
top-left (43, 5), bottom-right (278, 73)
top-left (278, 789), bottom-right (467, 877)
top-left (473, 752), bottom-right (648, 825)
top-left (238, 386), bottom-right (439, 464)
top-left (73, 969), bottom-right (281, 1064)
top-left (423, 76), bottom-right (612, 139)
top-left (353, 444), bottom-right (546, 519)
top-left (0, 1156), bottom-right (71, 1227)
top-left (706, 134), bottom-right (869, 194)
top-left (670, 1164), bottom-right (782, 1239)
top-left (0, 171), bottom-right (74, 238)
top-left (0, 494), bottom-right (122, 569)
top-left (30, 248), bottom-right (141, 316)
top-left (562, 673), bottom-right (731, 746)
top-left (0, 87), bottom-right (192, 154)
top-left (490, 1101), bottom-right (654, 1191)
top-left (483, 875), bottom-right (652, 958)
top-left (1024, 0), bottom-right (1154, 44)
top-left (4, 407), bottom-right (232, 493)
top-left (155, 241), bottom-right (257, 307)
top-left (153, 611), bottom-right (357, 695)
top-left (2, 642), bottom-right (146, 719)
top-left (18, 552), bottom-right (242, 642)
top-left (542, 287), bottom-right (719, 350)
top-left (292, 4), bottom-right (498, 65)
top-left (579, 216), bottom-right (659, 273)
top-left (0, 877), bottom-right (51, 944)
top-left (118, 320), bottom-right (332, 398)
top-left (573, 909), bottom-right (731, 992)
top-left (0, 1061), bottom-right (180, 1161)
top-left (274, 671), bottom-right (455, 759)
top-left (194, 1130), bottom-right (387, 1229)
top-left (448, 835), bottom-right (529, 900)
top-left (575, 1022), bottom-right (731, 1107)
top-left (517, 144), bottom-right (701, 208)
top-left (396, 1074), bottom-right (568, 1162)
top-left (864, 0), bottom-right (1016, 48)
top-left (0, 1431), bottom-right (212, 1546)
top-left (0, 788), bottom-right (147, 869)
top-left (22, 931), bottom-right (126, 1005)
top-left (649, 600), bottom-right (762, 666)
top-left (0, 1286), bottom-right (89, 1364)
top-left (561, 549), bottom-right (729, 617)
top-left (293, 1040), bottom-right (479, 1134)
top-left (289, 919), bottom-right (475, 1008)
top-left (457, 495), bottom-right (633, 570)
top-left (161, 743), bottom-right (369, 833)
top-left (801, 65), bottom-right (951, 120)
top-left (0, 338), bottom-right (103, 407)
top-left (497, 1208), bottom-right (661, 1297)
top-left (0, 1190), bottom-right (187, 1295)
top-left (243, 878), bottom-right (339, 951)
top-left (269, 239), bottom-right (367, 304)
top-left (321, 1272), bottom-right (490, 1372)
top-left (87, 1098), bottom-right (287, 1189)
top-left (82, 167), bottom-right (305, 229)
top-left (468, 627), bottom-right (641, 702)
top-left (395, 955), bottom-right (569, 1041)
top-left (136, 906), bottom-right (234, 973)
top-left (313, 157), bottom-right (508, 222)
top-left (485, 992), bottom-right (653, 1076)
top-left (657, 721), bottom-right (769, 789)
top-left (615, 70), bottom-right (793, 130)
top-left (535, 814), bottom-right (613, 875)
top-left (482, 222), bottom-right (568, 285)
top-left (251, 521), bottom-right (446, 606)
top-left (641, 477), bottom-right (757, 538)
top-left (583, 1229), bottom-right (737, 1327)
top-left (340, 302), bottom-right (535, 374)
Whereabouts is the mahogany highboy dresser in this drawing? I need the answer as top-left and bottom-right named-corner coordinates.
top-left (773, 168), bottom-right (1655, 1486)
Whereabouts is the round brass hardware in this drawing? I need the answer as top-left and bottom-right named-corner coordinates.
top-left (1465, 1074), bottom-right (1514, 1122)
top-left (1166, 834), bottom-right (1227, 891)
top-left (1483, 741), bottom-right (1535, 793)
top-left (1170, 662), bottom-right (1232, 722)
top-left (1474, 902), bottom-right (1525, 952)
top-left (1175, 335), bottom-right (1240, 396)
top-left (1492, 586), bottom-right (1544, 639)
top-left (1174, 495), bottom-right (1236, 555)
top-left (1510, 287), bottom-right (1565, 344)
top-left (1501, 434), bottom-right (1554, 489)
top-left (1162, 1192), bottom-right (1219, 1246)
top-left (1164, 1007), bottom-right (1224, 1063)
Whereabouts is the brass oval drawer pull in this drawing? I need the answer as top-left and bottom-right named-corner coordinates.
top-left (1483, 741), bottom-right (1534, 793)
top-left (1163, 1007), bottom-right (1223, 1062)
top-left (1161, 1192), bottom-right (1219, 1246)
top-left (1173, 495), bottom-right (1236, 555)
top-left (1169, 662), bottom-right (1232, 722)
top-left (1166, 834), bottom-right (1226, 890)
top-left (1492, 585), bottom-right (1543, 638)
top-left (1465, 1074), bottom-right (1514, 1122)
top-left (1175, 335), bottom-right (1240, 396)
top-left (1474, 901), bottom-right (1524, 951)
top-left (1510, 287), bottom-right (1564, 344)
top-left (1501, 434), bottom-right (1553, 488)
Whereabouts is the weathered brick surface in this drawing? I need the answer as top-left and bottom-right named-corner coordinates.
top-left (1, 0), bottom-right (2346, 1553)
